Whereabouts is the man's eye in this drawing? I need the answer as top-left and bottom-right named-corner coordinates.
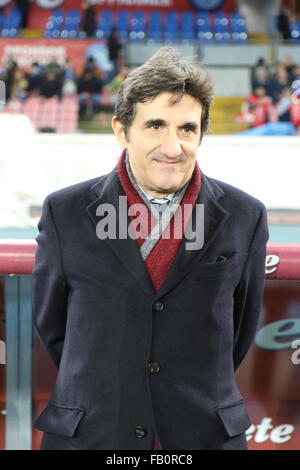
top-left (182, 126), bottom-right (195, 133)
top-left (150, 124), bottom-right (161, 130)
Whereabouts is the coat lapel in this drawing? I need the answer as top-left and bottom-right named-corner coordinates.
top-left (86, 166), bottom-right (229, 301)
top-left (86, 165), bottom-right (156, 299)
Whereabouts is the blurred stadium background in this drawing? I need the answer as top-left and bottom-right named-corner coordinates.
top-left (0, 0), bottom-right (300, 451)
top-left (0, 0), bottom-right (299, 233)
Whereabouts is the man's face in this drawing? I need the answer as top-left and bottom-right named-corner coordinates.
top-left (112, 92), bottom-right (202, 198)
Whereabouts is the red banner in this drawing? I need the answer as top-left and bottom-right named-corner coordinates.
top-left (0, 38), bottom-right (109, 74)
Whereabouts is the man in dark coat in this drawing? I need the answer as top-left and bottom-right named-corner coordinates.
top-left (32, 47), bottom-right (269, 450)
top-left (107, 27), bottom-right (122, 76)
top-left (81, 0), bottom-right (96, 38)
top-left (15, 0), bottom-right (31, 29)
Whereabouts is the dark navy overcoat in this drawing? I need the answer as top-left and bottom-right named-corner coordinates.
top-left (32, 161), bottom-right (269, 450)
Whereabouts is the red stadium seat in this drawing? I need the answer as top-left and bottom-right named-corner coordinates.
top-left (57, 95), bottom-right (78, 133)
top-left (39, 97), bottom-right (59, 130)
top-left (5, 98), bottom-right (23, 114)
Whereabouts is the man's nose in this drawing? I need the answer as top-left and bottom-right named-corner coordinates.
top-left (159, 133), bottom-right (182, 159)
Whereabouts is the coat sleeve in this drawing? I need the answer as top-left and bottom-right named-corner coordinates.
top-left (233, 203), bottom-right (269, 371)
top-left (32, 194), bottom-right (69, 369)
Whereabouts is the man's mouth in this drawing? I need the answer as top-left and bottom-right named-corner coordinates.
top-left (153, 159), bottom-right (181, 166)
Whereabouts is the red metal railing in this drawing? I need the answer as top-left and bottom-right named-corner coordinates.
top-left (0, 239), bottom-right (300, 450)
top-left (0, 240), bottom-right (300, 278)
top-left (265, 243), bottom-right (300, 279)
top-left (0, 240), bottom-right (37, 274)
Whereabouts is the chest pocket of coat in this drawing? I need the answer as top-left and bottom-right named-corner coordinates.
top-left (34, 403), bottom-right (86, 437)
top-left (192, 252), bottom-right (240, 279)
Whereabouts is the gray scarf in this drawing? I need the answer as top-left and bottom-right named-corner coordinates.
top-left (125, 151), bottom-right (190, 260)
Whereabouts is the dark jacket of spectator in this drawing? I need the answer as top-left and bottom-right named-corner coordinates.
top-left (277, 7), bottom-right (291, 40)
top-left (77, 71), bottom-right (103, 95)
top-left (269, 67), bottom-right (290, 103)
top-left (15, 0), bottom-right (31, 28)
top-left (26, 62), bottom-right (42, 94)
top-left (45, 57), bottom-right (64, 79)
top-left (82, 57), bottom-right (100, 75)
top-left (108, 28), bottom-right (122, 64)
top-left (81, 1), bottom-right (96, 37)
top-left (282, 56), bottom-right (297, 83)
top-left (4, 58), bottom-right (18, 100)
top-left (40, 73), bottom-right (62, 99)
top-left (252, 70), bottom-right (273, 96)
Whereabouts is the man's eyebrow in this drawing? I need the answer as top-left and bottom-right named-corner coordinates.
top-left (143, 119), bottom-right (199, 130)
top-left (144, 119), bottom-right (167, 128)
top-left (178, 121), bottom-right (199, 130)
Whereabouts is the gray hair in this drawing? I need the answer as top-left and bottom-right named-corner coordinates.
top-left (114, 47), bottom-right (214, 141)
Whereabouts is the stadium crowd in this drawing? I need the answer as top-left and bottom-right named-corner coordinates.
top-left (238, 56), bottom-right (300, 133)
top-left (0, 53), bottom-right (128, 119)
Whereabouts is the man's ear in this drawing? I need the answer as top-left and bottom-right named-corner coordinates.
top-left (111, 117), bottom-right (128, 148)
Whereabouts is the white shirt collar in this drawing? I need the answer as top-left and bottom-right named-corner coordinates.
top-left (137, 184), bottom-right (174, 205)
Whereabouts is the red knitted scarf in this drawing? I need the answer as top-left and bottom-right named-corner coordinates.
top-left (117, 150), bottom-right (201, 293)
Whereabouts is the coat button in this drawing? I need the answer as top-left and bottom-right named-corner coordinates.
top-left (154, 300), bottom-right (164, 312)
top-left (135, 425), bottom-right (147, 438)
top-left (148, 362), bottom-right (161, 373)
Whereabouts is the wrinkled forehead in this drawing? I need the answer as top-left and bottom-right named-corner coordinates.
top-left (133, 92), bottom-right (203, 125)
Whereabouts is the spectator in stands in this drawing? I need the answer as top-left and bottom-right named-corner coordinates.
top-left (0, 66), bottom-right (5, 109)
top-left (282, 56), bottom-right (297, 83)
top-left (77, 68), bottom-right (103, 117)
top-left (15, 0), bottom-right (31, 28)
top-left (40, 72), bottom-right (62, 100)
top-left (276, 87), bottom-right (292, 122)
top-left (81, 0), bottom-right (96, 38)
top-left (98, 66), bottom-right (129, 126)
top-left (0, 62), bottom-right (5, 110)
top-left (290, 90), bottom-right (300, 134)
top-left (45, 56), bottom-right (63, 76)
top-left (9, 66), bottom-right (28, 101)
top-left (0, 66), bottom-right (5, 83)
top-left (277, 6), bottom-right (291, 40)
top-left (82, 56), bottom-right (100, 75)
top-left (239, 86), bottom-right (277, 127)
top-left (3, 55), bottom-right (17, 100)
top-left (26, 61), bottom-right (42, 95)
top-left (63, 57), bottom-right (76, 82)
top-left (251, 58), bottom-right (270, 84)
top-left (251, 68), bottom-right (272, 96)
top-left (3, 55), bottom-right (17, 75)
top-left (107, 27), bottom-right (122, 78)
top-left (291, 64), bottom-right (300, 93)
top-left (41, 56), bottom-right (64, 97)
top-left (62, 58), bottom-right (77, 96)
top-left (269, 64), bottom-right (290, 103)
top-left (62, 78), bottom-right (77, 96)
top-left (104, 66), bottom-right (129, 95)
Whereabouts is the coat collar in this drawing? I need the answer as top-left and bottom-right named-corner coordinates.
top-left (86, 163), bottom-right (229, 300)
